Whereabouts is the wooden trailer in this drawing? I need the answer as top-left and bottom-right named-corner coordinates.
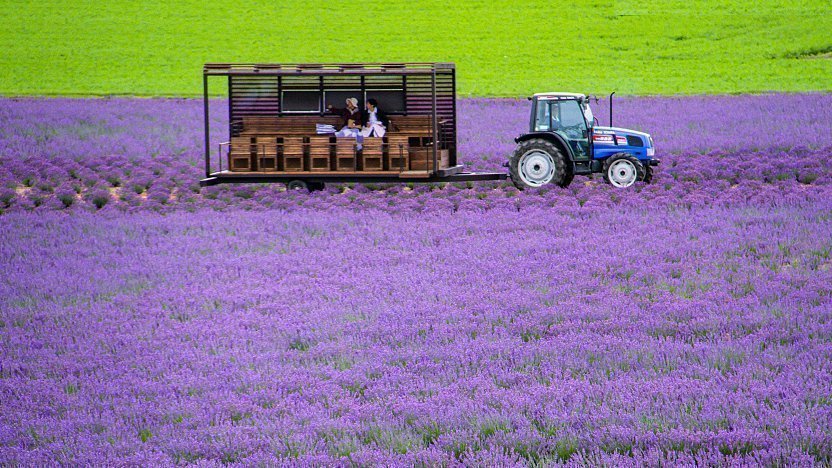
top-left (199, 62), bottom-right (506, 189)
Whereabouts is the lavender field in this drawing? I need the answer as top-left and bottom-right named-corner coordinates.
top-left (1, 94), bottom-right (832, 214)
top-left (1, 95), bottom-right (832, 465)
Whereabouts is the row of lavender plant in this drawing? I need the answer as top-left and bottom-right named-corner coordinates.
top-left (1, 94), bottom-right (831, 214)
top-left (1, 205), bottom-right (831, 464)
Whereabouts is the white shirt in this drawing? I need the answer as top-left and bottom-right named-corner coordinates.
top-left (361, 109), bottom-right (386, 137)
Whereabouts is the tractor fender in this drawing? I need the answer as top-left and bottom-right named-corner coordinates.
top-left (514, 132), bottom-right (575, 162)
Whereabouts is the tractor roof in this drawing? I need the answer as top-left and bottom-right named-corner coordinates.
top-left (532, 92), bottom-right (586, 100)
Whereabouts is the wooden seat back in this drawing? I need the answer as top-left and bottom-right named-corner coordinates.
top-left (230, 136), bottom-right (253, 154)
top-left (388, 116), bottom-right (433, 136)
top-left (309, 136), bottom-right (333, 156)
top-left (387, 135), bottom-right (410, 153)
top-left (239, 116), bottom-right (342, 137)
top-left (255, 137), bottom-right (277, 155)
top-left (280, 136), bottom-right (305, 155)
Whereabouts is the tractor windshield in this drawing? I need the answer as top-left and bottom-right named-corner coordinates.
top-left (532, 98), bottom-right (590, 160)
top-left (534, 101), bottom-right (551, 132)
top-left (533, 98), bottom-right (591, 132)
top-left (582, 101), bottom-right (594, 127)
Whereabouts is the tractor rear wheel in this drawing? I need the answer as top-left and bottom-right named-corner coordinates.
top-left (509, 139), bottom-right (569, 190)
top-left (642, 166), bottom-right (654, 184)
top-left (561, 168), bottom-right (575, 188)
top-left (602, 153), bottom-right (646, 188)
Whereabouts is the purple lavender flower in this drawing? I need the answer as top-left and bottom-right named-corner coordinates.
top-left (1, 95), bottom-right (832, 464)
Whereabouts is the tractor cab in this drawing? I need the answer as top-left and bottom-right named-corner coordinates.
top-left (509, 92), bottom-right (659, 190)
top-left (530, 92), bottom-right (593, 161)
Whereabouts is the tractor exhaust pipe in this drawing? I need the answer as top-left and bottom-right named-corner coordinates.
top-left (609, 92), bottom-right (615, 127)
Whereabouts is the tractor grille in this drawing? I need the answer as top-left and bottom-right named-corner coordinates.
top-left (626, 135), bottom-right (644, 147)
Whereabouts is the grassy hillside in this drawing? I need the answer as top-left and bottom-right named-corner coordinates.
top-left (0, 0), bottom-right (830, 97)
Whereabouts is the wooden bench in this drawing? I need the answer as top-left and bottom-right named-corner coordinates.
top-left (388, 115), bottom-right (433, 137)
top-left (230, 117), bottom-right (338, 172)
top-left (239, 116), bottom-right (342, 137)
top-left (227, 115), bottom-right (444, 173)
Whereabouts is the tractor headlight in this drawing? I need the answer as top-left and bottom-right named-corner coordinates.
top-left (646, 136), bottom-right (655, 156)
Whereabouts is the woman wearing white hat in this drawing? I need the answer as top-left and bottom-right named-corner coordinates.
top-left (328, 97), bottom-right (363, 137)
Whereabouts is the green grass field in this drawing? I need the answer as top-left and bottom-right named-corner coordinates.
top-left (0, 0), bottom-right (830, 97)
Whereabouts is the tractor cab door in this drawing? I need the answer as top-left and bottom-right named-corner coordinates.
top-left (533, 98), bottom-right (590, 161)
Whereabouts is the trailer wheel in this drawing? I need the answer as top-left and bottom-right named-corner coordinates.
top-left (509, 139), bottom-right (569, 189)
top-left (286, 180), bottom-right (309, 191)
top-left (602, 153), bottom-right (646, 188)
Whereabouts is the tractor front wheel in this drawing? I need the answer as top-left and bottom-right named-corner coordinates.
top-left (509, 139), bottom-right (570, 190)
top-left (602, 153), bottom-right (647, 188)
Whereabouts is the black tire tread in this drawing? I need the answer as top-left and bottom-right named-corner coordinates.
top-left (602, 153), bottom-right (646, 188)
top-left (509, 139), bottom-right (570, 190)
top-left (643, 166), bottom-right (653, 184)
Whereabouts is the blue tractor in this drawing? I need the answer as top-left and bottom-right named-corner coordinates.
top-left (509, 92), bottom-right (658, 189)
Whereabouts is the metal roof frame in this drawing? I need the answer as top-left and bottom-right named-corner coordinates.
top-left (203, 62), bottom-right (455, 76)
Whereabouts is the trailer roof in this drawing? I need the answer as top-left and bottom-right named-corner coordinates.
top-left (204, 62), bottom-right (455, 76)
top-left (533, 92), bottom-right (586, 100)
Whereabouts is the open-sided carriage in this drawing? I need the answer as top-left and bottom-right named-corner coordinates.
top-left (199, 62), bottom-right (506, 189)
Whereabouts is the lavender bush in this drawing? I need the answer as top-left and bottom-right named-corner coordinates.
top-left (1, 95), bottom-right (831, 464)
top-left (1, 206), bottom-right (831, 465)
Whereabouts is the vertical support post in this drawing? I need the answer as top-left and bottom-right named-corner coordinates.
top-left (319, 76), bottom-right (324, 115)
top-left (203, 73), bottom-right (211, 177)
top-left (277, 76), bottom-right (283, 116)
top-left (227, 75), bottom-right (232, 137)
top-left (431, 69), bottom-right (437, 174)
top-left (451, 66), bottom-right (457, 166)
top-left (402, 75), bottom-right (408, 116)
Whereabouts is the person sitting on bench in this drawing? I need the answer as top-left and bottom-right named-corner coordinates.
top-left (360, 98), bottom-right (387, 138)
top-left (327, 97), bottom-right (362, 137)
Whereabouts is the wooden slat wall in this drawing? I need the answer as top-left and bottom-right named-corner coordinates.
top-left (436, 70), bottom-right (456, 165)
top-left (405, 70), bottom-right (456, 165)
top-left (229, 76), bottom-right (280, 120)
